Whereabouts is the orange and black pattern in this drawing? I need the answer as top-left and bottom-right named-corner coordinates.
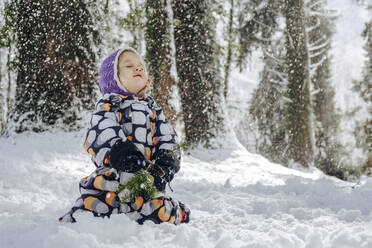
top-left (59, 167), bottom-right (185, 225)
top-left (83, 93), bottom-right (179, 168)
top-left (60, 93), bottom-right (188, 224)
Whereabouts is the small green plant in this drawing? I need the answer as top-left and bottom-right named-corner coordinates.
top-left (117, 169), bottom-right (157, 203)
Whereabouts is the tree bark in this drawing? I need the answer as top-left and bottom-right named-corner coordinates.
top-left (285, 0), bottom-right (314, 166)
top-left (145, 0), bottom-right (176, 123)
top-left (172, 0), bottom-right (224, 147)
top-left (10, 0), bottom-right (97, 132)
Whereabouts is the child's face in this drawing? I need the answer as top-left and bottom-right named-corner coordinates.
top-left (118, 51), bottom-right (149, 94)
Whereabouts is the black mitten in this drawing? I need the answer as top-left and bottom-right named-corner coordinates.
top-left (150, 150), bottom-right (180, 191)
top-left (109, 139), bottom-right (145, 172)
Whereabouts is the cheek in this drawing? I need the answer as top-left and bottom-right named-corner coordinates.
top-left (119, 72), bottom-right (131, 82)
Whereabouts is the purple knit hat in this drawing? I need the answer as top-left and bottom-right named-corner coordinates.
top-left (99, 47), bottom-right (147, 96)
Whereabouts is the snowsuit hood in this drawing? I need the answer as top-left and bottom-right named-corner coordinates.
top-left (98, 47), bottom-right (147, 96)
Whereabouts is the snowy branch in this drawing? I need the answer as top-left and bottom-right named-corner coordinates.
top-left (309, 47), bottom-right (329, 58)
top-left (251, 18), bottom-right (275, 32)
top-left (268, 69), bottom-right (288, 83)
top-left (269, 78), bottom-right (285, 85)
top-left (310, 55), bottom-right (327, 68)
top-left (310, 55), bottom-right (327, 75)
top-left (250, 18), bottom-right (295, 50)
top-left (311, 88), bottom-right (321, 96)
top-left (306, 18), bottom-right (320, 33)
top-left (309, 39), bottom-right (331, 52)
top-left (254, 34), bottom-right (272, 42)
top-left (308, 36), bottom-right (327, 48)
top-left (309, 10), bottom-right (339, 18)
top-left (306, 0), bottom-right (323, 10)
top-left (263, 50), bottom-right (285, 64)
top-left (282, 96), bottom-right (293, 103)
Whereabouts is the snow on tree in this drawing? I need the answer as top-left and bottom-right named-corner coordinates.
top-left (236, 0), bottom-right (284, 71)
top-left (0, 0), bottom-right (17, 133)
top-left (172, 0), bottom-right (224, 148)
top-left (284, 0), bottom-right (314, 167)
top-left (354, 18), bottom-right (372, 175)
top-left (7, 0), bottom-right (99, 133)
top-left (0, 1), bottom-right (4, 131)
top-left (145, 0), bottom-right (177, 123)
top-left (306, 0), bottom-right (346, 178)
top-left (223, 0), bottom-right (235, 99)
top-left (250, 38), bottom-right (288, 165)
top-left (124, 0), bottom-right (146, 52)
top-left (237, 0), bottom-right (289, 164)
top-left (235, 0), bottom-right (355, 174)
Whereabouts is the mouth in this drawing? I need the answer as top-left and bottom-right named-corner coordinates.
top-left (134, 74), bottom-right (142, 78)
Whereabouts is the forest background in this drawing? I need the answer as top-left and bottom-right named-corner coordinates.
top-left (0, 0), bottom-right (371, 181)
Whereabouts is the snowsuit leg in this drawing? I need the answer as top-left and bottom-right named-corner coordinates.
top-left (59, 167), bottom-right (186, 225)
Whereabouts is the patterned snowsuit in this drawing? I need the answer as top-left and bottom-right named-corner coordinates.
top-left (59, 93), bottom-right (185, 225)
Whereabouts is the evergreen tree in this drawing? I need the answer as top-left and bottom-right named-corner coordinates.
top-left (0, 0), bottom-right (17, 133)
top-left (354, 19), bottom-right (372, 175)
top-left (0, 3), bottom-right (4, 127)
top-left (284, 0), bottom-right (314, 167)
top-left (123, 0), bottom-right (146, 52)
top-left (223, 0), bottom-right (235, 99)
top-left (307, 0), bottom-right (344, 178)
top-left (239, 0), bottom-right (343, 172)
top-left (237, 0), bottom-right (289, 163)
top-left (172, 0), bottom-right (224, 147)
top-left (145, 0), bottom-right (176, 123)
top-left (91, 0), bottom-right (133, 57)
top-left (249, 38), bottom-right (288, 164)
top-left (236, 0), bottom-right (284, 71)
top-left (0, 50), bottom-right (3, 132)
top-left (9, 0), bottom-right (99, 133)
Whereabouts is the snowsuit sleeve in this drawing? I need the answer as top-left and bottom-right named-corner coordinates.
top-left (83, 94), bottom-right (127, 167)
top-left (152, 104), bottom-right (180, 161)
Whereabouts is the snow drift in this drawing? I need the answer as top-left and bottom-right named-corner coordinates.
top-left (0, 131), bottom-right (371, 248)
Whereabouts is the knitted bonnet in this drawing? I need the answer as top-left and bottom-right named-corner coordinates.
top-left (98, 47), bottom-right (147, 96)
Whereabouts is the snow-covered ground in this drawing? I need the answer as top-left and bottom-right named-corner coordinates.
top-left (1, 131), bottom-right (372, 248)
top-left (0, 1), bottom-right (371, 247)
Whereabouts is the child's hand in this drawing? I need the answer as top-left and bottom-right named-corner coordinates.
top-left (149, 150), bottom-right (180, 191)
top-left (109, 140), bottom-right (146, 172)
top-left (154, 150), bottom-right (180, 174)
top-left (148, 164), bottom-right (165, 192)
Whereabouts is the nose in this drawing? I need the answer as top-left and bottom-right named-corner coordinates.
top-left (135, 67), bottom-right (143, 72)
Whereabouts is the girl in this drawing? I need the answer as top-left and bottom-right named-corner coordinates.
top-left (59, 47), bottom-right (190, 225)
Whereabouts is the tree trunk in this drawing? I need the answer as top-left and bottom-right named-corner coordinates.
top-left (223, 0), bottom-right (234, 99)
top-left (285, 0), bottom-right (314, 167)
top-left (145, 0), bottom-right (176, 123)
top-left (0, 49), bottom-right (3, 132)
top-left (10, 0), bottom-right (97, 133)
top-left (172, 0), bottom-right (224, 147)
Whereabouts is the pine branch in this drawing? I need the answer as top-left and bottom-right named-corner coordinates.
top-left (309, 38), bottom-right (331, 52)
top-left (263, 50), bottom-right (285, 64)
top-left (309, 47), bottom-right (329, 58)
top-left (306, 0), bottom-right (323, 10)
top-left (309, 10), bottom-right (339, 18)
top-left (306, 18), bottom-right (320, 33)
top-left (310, 56), bottom-right (327, 75)
top-left (268, 68), bottom-right (288, 82)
